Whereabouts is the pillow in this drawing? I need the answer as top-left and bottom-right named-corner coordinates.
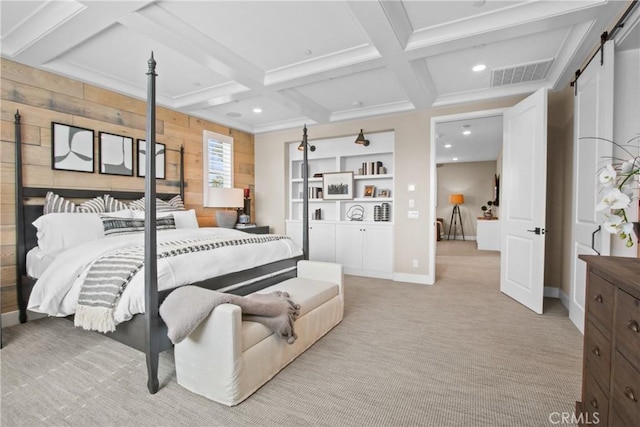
top-left (43, 191), bottom-right (105, 214)
top-left (128, 196), bottom-right (184, 213)
top-left (167, 195), bottom-right (186, 210)
top-left (133, 209), bottom-right (199, 229)
top-left (33, 213), bottom-right (105, 253)
top-left (103, 195), bottom-right (149, 212)
top-left (103, 194), bottom-right (133, 212)
top-left (101, 215), bottom-right (176, 236)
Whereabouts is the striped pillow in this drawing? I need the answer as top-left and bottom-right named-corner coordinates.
top-left (167, 195), bottom-right (186, 210)
top-left (128, 196), bottom-right (184, 212)
top-left (103, 194), bottom-right (131, 213)
top-left (100, 215), bottom-right (176, 236)
top-left (43, 192), bottom-right (105, 214)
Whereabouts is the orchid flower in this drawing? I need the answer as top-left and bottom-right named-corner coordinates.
top-left (596, 188), bottom-right (631, 211)
top-left (599, 164), bottom-right (617, 187)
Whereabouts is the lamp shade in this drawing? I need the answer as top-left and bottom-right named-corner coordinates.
top-left (206, 187), bottom-right (243, 208)
top-left (449, 193), bottom-right (464, 205)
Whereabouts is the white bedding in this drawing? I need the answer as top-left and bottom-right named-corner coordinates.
top-left (26, 247), bottom-right (62, 278)
top-left (27, 228), bottom-right (302, 325)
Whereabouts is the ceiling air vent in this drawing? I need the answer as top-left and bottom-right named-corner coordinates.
top-left (491, 59), bottom-right (553, 87)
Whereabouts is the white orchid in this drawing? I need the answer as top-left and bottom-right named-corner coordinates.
top-left (586, 135), bottom-right (640, 248)
top-left (597, 188), bottom-right (631, 211)
top-left (599, 164), bottom-right (617, 187)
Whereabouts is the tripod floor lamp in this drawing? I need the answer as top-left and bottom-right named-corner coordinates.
top-left (447, 193), bottom-right (465, 241)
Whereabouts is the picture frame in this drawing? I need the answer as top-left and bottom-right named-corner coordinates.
top-left (364, 185), bottom-right (376, 198)
top-left (137, 139), bottom-right (166, 179)
top-left (322, 171), bottom-right (353, 200)
top-left (51, 122), bottom-right (95, 173)
top-left (99, 132), bottom-right (133, 176)
top-left (378, 188), bottom-right (390, 198)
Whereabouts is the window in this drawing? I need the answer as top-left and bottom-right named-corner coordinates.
top-left (203, 130), bottom-right (234, 206)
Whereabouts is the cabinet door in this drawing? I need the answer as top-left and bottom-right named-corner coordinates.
top-left (285, 221), bottom-right (303, 249)
top-left (335, 224), bottom-right (364, 270)
top-left (362, 226), bottom-right (393, 273)
top-left (309, 223), bottom-right (336, 262)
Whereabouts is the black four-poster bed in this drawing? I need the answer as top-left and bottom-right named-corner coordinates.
top-left (14, 54), bottom-right (304, 394)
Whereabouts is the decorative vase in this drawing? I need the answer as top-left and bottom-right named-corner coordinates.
top-left (483, 211), bottom-right (493, 219)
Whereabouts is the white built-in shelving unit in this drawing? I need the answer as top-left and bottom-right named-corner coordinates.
top-left (286, 131), bottom-right (395, 278)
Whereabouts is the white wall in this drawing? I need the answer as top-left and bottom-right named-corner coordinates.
top-left (436, 161), bottom-right (497, 238)
top-left (254, 96), bottom-right (526, 281)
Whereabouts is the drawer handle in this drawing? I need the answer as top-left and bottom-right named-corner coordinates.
top-left (589, 398), bottom-right (598, 409)
top-left (624, 387), bottom-right (637, 402)
top-left (628, 320), bottom-right (640, 333)
top-left (591, 346), bottom-right (600, 357)
top-left (594, 294), bottom-right (603, 303)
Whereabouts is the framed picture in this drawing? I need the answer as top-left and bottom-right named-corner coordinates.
top-left (378, 188), bottom-right (390, 197)
top-left (364, 185), bottom-right (376, 198)
top-left (137, 140), bottom-right (166, 179)
top-left (51, 122), bottom-right (94, 172)
top-left (322, 171), bottom-right (353, 200)
top-left (99, 132), bottom-right (133, 176)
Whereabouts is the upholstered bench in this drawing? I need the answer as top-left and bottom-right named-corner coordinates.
top-left (174, 260), bottom-right (344, 406)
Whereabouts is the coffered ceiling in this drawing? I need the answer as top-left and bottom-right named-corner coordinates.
top-left (0, 1), bottom-right (631, 134)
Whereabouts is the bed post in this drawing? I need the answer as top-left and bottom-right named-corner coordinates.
top-left (14, 110), bottom-right (27, 324)
top-left (144, 53), bottom-right (160, 394)
top-left (180, 145), bottom-right (184, 200)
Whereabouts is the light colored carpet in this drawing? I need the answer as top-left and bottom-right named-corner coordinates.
top-left (1, 246), bottom-right (583, 426)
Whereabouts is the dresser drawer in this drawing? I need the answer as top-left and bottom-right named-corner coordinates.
top-left (588, 273), bottom-right (615, 333)
top-left (584, 371), bottom-right (609, 427)
top-left (611, 350), bottom-right (639, 427)
top-left (615, 289), bottom-right (640, 361)
top-left (586, 320), bottom-right (612, 391)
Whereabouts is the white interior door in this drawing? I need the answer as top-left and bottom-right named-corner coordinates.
top-left (500, 88), bottom-right (548, 314)
top-left (569, 42), bottom-right (614, 333)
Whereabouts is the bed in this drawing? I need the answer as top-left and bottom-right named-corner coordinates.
top-left (13, 55), bottom-right (304, 394)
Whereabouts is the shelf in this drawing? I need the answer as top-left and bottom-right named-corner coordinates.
top-left (354, 174), bottom-right (393, 180)
top-left (291, 177), bottom-right (323, 183)
top-left (291, 198), bottom-right (393, 203)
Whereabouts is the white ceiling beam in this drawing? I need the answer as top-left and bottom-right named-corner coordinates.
top-left (346, 1), bottom-right (436, 109)
top-left (6, 1), bottom-right (154, 65)
top-left (122, 3), bottom-right (331, 124)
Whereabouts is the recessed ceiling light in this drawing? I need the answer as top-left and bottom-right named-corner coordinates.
top-left (453, 157), bottom-right (459, 161)
top-left (253, 107), bottom-right (262, 113)
top-left (444, 144), bottom-right (452, 148)
top-left (473, 0), bottom-right (486, 7)
top-left (304, 49), bottom-right (312, 56)
top-left (463, 130), bottom-right (471, 135)
top-left (472, 64), bottom-right (486, 72)
top-left (352, 101), bottom-right (362, 107)
top-left (226, 112), bottom-right (242, 118)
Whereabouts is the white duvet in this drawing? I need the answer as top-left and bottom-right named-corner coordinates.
top-left (27, 228), bottom-right (302, 324)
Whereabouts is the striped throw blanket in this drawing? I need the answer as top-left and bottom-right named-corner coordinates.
top-left (74, 235), bottom-right (290, 333)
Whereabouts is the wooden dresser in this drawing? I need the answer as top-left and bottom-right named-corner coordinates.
top-left (577, 256), bottom-right (640, 427)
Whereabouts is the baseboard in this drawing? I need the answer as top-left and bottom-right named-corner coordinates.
top-left (440, 236), bottom-right (477, 242)
top-left (2, 310), bottom-right (47, 328)
top-left (544, 286), bottom-right (561, 299)
top-left (393, 272), bottom-right (434, 285)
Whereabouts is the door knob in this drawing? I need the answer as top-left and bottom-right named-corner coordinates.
top-left (526, 227), bottom-right (545, 235)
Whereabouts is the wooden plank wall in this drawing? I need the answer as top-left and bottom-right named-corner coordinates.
top-left (0, 58), bottom-right (255, 314)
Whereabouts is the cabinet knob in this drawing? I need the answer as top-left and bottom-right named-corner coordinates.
top-left (589, 398), bottom-right (598, 409)
top-left (594, 294), bottom-right (603, 303)
top-left (628, 319), bottom-right (640, 333)
top-left (624, 387), bottom-right (637, 402)
top-left (591, 346), bottom-right (600, 357)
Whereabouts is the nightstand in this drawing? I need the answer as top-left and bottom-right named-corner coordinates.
top-left (236, 225), bottom-right (269, 234)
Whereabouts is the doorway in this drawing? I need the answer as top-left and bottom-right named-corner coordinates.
top-left (429, 108), bottom-right (506, 282)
